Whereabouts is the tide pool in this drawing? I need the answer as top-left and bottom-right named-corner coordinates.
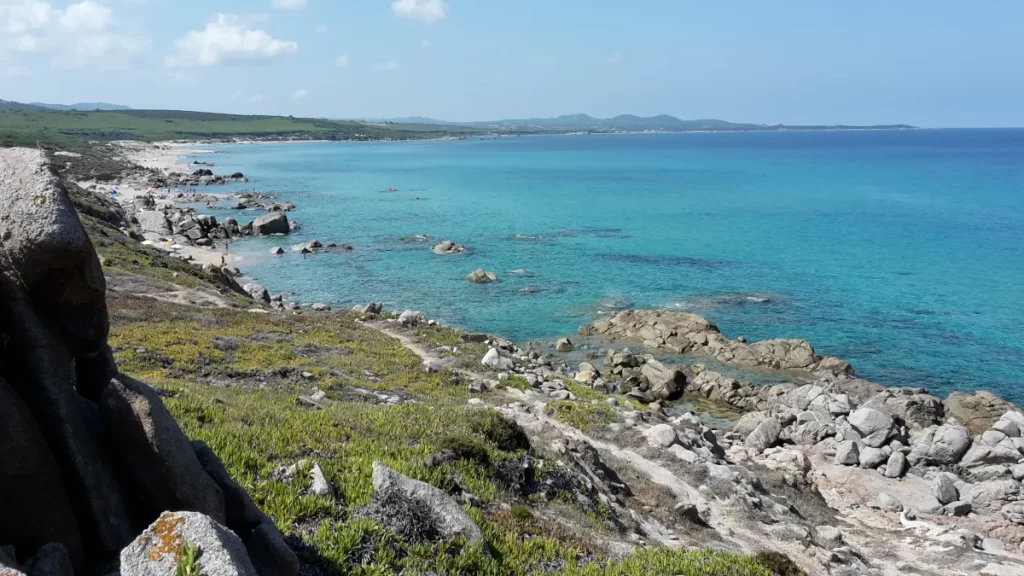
top-left (184, 129), bottom-right (1024, 403)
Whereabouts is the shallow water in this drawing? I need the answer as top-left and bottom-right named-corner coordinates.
top-left (184, 130), bottom-right (1024, 403)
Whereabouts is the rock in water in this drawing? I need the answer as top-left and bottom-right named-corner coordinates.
top-left (369, 462), bottom-right (486, 549)
top-left (100, 376), bottom-right (226, 523)
top-left (269, 247), bottom-right (284, 255)
top-left (120, 511), bottom-right (256, 576)
top-left (431, 240), bottom-right (465, 255)
top-left (252, 212), bottom-right (289, 235)
top-left (466, 268), bottom-right (498, 283)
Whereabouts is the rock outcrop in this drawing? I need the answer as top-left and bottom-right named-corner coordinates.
top-left (590, 310), bottom-right (853, 378)
top-left (431, 240), bottom-right (465, 255)
top-left (466, 268), bottom-right (498, 283)
top-left (0, 148), bottom-right (296, 576)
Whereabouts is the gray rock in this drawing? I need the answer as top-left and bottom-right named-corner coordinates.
top-left (191, 442), bottom-right (265, 541)
top-left (959, 443), bottom-right (1021, 468)
top-left (933, 471), bottom-right (962, 502)
top-left (644, 424), bottom-right (679, 448)
top-left (945, 500), bottom-right (972, 517)
top-left (555, 337), bottom-right (573, 353)
top-left (859, 446), bottom-right (888, 469)
top-left (848, 406), bottom-right (893, 448)
top-left (309, 463), bottom-right (335, 499)
top-left (269, 247), bottom-right (284, 255)
top-left (252, 212), bottom-right (289, 235)
top-left (310, 303), bottom-right (331, 312)
top-left (834, 440), bottom-right (860, 466)
top-left (640, 359), bottom-right (686, 401)
top-left (100, 375), bottom-right (226, 524)
top-left (242, 283), bottom-right (270, 303)
top-left (370, 462), bottom-right (485, 549)
top-left (983, 538), bottom-right (1006, 552)
top-left (398, 310), bottom-right (425, 326)
top-left (909, 423), bottom-right (972, 465)
top-left (136, 210), bottom-right (171, 234)
top-left (120, 511), bottom-right (256, 576)
top-left (814, 525), bottom-right (844, 549)
top-left (733, 411), bottom-right (770, 437)
top-left (481, 348), bottom-right (514, 370)
top-left (780, 385), bottom-right (824, 411)
top-left (877, 492), bottom-right (902, 512)
top-left (745, 417), bottom-right (782, 453)
top-left (1003, 502), bottom-right (1024, 525)
top-left (1, 149), bottom-right (134, 557)
top-left (883, 451), bottom-right (907, 478)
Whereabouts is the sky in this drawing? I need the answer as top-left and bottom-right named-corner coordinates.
top-left (1, 0), bottom-right (1023, 127)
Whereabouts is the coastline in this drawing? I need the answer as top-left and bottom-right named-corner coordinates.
top-left (96, 140), bottom-right (1019, 418)
top-left (20, 139), bottom-right (1024, 575)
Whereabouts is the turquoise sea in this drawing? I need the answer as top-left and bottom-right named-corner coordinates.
top-left (184, 130), bottom-right (1024, 403)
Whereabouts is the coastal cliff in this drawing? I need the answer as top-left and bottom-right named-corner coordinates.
top-left (4, 142), bottom-right (1024, 576)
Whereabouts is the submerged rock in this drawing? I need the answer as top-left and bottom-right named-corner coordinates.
top-left (431, 240), bottom-right (466, 255)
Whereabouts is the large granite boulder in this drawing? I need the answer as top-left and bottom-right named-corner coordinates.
top-left (0, 376), bottom-right (84, 570)
top-left (100, 376), bottom-right (226, 524)
top-left (864, 388), bottom-right (944, 430)
top-left (908, 423), bottom-right (972, 466)
top-left (251, 212), bottom-right (289, 235)
top-left (848, 405), bottom-right (893, 448)
top-left (640, 359), bottom-right (686, 401)
top-left (0, 147), bottom-right (109, 356)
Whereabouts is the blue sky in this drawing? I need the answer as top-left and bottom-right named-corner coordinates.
top-left (1, 0), bottom-right (1022, 126)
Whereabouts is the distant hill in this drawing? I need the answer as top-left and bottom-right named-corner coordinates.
top-left (30, 102), bottom-right (132, 111)
top-left (377, 113), bottom-right (914, 132)
top-left (0, 99), bottom-right (47, 110)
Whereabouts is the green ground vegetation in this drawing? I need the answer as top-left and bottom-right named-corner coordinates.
top-left (0, 108), bottom-right (484, 147)
top-left (107, 296), bottom-right (775, 575)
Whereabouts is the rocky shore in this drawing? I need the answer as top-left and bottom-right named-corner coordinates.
top-left (6, 141), bottom-right (1024, 575)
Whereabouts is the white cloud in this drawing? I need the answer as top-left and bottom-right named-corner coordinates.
top-left (420, 38), bottom-right (430, 48)
top-left (375, 60), bottom-right (399, 71)
top-left (0, 0), bottom-right (149, 69)
top-left (315, 24), bottom-right (329, 34)
top-left (291, 88), bottom-right (307, 100)
top-left (335, 53), bottom-right (349, 67)
top-left (167, 14), bottom-right (298, 67)
top-left (392, 0), bottom-right (447, 24)
top-left (607, 52), bottom-right (623, 65)
top-left (250, 93), bottom-right (264, 103)
top-left (271, 0), bottom-right (307, 10)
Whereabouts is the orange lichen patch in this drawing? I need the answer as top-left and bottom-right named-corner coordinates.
top-left (142, 511), bottom-right (187, 562)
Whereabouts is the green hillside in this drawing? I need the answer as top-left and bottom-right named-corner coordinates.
top-left (0, 107), bottom-right (481, 147)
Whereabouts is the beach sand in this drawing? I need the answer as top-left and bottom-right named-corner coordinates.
top-left (75, 141), bottom-right (235, 269)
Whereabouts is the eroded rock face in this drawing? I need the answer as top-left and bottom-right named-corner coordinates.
top-left (946, 391), bottom-right (1019, 435)
top-left (0, 376), bottom-right (84, 569)
top-left (0, 148), bottom-right (297, 576)
top-left (100, 376), bottom-right (226, 524)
